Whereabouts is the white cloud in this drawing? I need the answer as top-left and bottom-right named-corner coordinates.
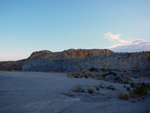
top-left (104, 32), bottom-right (150, 52)
top-left (104, 32), bottom-right (128, 43)
top-left (108, 39), bottom-right (150, 52)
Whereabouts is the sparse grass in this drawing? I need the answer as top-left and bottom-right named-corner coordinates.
top-left (73, 85), bottom-right (84, 92)
top-left (88, 88), bottom-right (95, 94)
top-left (118, 93), bottom-right (129, 100)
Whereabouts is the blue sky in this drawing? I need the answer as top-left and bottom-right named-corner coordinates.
top-left (0, 0), bottom-right (150, 61)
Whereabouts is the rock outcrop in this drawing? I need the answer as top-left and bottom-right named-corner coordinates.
top-left (29, 49), bottom-right (114, 59)
top-left (22, 51), bottom-right (150, 72)
top-left (0, 49), bottom-right (150, 72)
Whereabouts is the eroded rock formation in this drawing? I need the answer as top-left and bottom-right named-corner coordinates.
top-left (22, 52), bottom-right (150, 72)
top-left (29, 49), bottom-right (114, 59)
top-left (0, 49), bottom-right (150, 72)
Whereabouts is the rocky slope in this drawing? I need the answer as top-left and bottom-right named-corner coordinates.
top-left (22, 51), bottom-right (150, 72)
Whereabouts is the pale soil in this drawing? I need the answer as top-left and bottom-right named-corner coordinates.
top-left (0, 71), bottom-right (149, 113)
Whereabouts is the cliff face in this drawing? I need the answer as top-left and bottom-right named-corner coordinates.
top-left (29, 49), bottom-right (114, 59)
top-left (22, 52), bottom-right (150, 72)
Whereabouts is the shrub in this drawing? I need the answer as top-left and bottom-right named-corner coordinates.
top-left (123, 81), bottom-right (129, 84)
top-left (126, 87), bottom-right (130, 91)
top-left (74, 75), bottom-right (79, 78)
top-left (102, 74), bottom-right (107, 78)
top-left (73, 85), bottom-right (84, 92)
top-left (130, 82), bottom-right (135, 88)
top-left (84, 75), bottom-right (88, 79)
top-left (95, 86), bottom-right (100, 91)
top-left (121, 74), bottom-right (130, 80)
top-left (89, 67), bottom-right (98, 72)
top-left (88, 88), bottom-right (95, 94)
top-left (107, 85), bottom-right (115, 90)
top-left (118, 93), bottom-right (129, 100)
top-left (114, 77), bottom-right (120, 80)
top-left (129, 83), bottom-right (149, 98)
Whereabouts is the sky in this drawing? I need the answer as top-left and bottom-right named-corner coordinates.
top-left (0, 0), bottom-right (150, 61)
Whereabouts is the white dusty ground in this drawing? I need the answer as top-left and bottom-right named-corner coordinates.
top-left (0, 71), bottom-right (150, 113)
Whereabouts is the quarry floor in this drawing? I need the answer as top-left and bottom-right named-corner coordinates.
top-left (0, 71), bottom-right (149, 113)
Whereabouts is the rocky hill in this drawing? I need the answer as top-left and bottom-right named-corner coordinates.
top-left (0, 49), bottom-right (150, 72)
top-left (22, 52), bottom-right (150, 72)
top-left (29, 49), bottom-right (114, 59)
top-left (0, 49), bottom-right (114, 71)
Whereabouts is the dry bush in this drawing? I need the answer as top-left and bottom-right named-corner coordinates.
top-left (118, 93), bottom-right (129, 100)
top-left (95, 86), bottom-right (100, 91)
top-left (126, 87), bottom-right (130, 91)
top-left (107, 85), bottom-right (115, 90)
top-left (88, 88), bottom-right (95, 94)
top-left (73, 85), bottom-right (84, 92)
top-left (130, 82), bottom-right (135, 88)
top-left (121, 74), bottom-right (130, 80)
